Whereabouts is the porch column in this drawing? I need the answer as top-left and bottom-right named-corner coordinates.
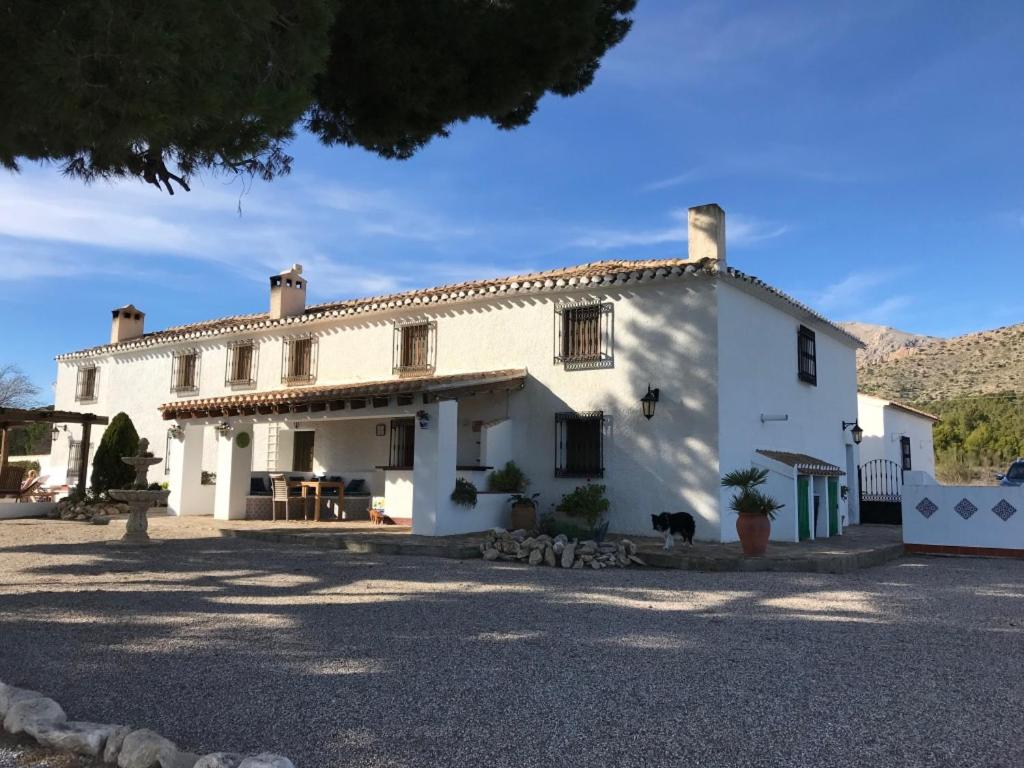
top-left (411, 400), bottom-right (458, 536)
top-left (167, 424), bottom-right (206, 516)
top-left (214, 424), bottom-right (253, 520)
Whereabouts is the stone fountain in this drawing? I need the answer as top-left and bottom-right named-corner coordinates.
top-left (107, 439), bottom-right (170, 544)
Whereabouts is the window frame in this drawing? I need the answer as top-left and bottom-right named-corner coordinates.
top-left (900, 435), bottom-right (912, 471)
top-left (393, 320), bottom-right (436, 375)
top-left (75, 365), bottom-right (99, 403)
top-left (281, 335), bottom-right (318, 385)
top-left (555, 411), bottom-right (605, 478)
top-left (225, 340), bottom-right (258, 387)
top-left (170, 349), bottom-right (201, 394)
top-left (797, 325), bottom-right (817, 386)
top-left (554, 301), bottom-right (614, 370)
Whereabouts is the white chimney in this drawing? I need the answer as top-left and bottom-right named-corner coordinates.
top-left (269, 264), bottom-right (306, 320)
top-left (687, 203), bottom-right (726, 266)
top-left (110, 304), bottom-right (145, 344)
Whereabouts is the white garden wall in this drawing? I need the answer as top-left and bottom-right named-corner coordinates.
top-left (902, 472), bottom-right (1024, 554)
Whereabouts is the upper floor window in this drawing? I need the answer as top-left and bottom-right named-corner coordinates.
top-left (797, 325), bottom-right (817, 385)
top-left (900, 436), bottom-right (912, 471)
top-left (282, 335), bottom-right (317, 384)
top-left (225, 341), bottom-right (257, 386)
top-left (555, 411), bottom-right (605, 478)
top-left (555, 302), bottom-right (613, 370)
top-left (170, 350), bottom-right (200, 394)
top-left (393, 321), bottom-right (436, 375)
top-left (75, 366), bottom-right (98, 402)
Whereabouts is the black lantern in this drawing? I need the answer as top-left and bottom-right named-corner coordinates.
top-left (842, 420), bottom-right (863, 445)
top-left (640, 385), bottom-right (660, 420)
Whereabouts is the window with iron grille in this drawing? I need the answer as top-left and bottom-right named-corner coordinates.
top-left (389, 419), bottom-right (416, 468)
top-left (555, 411), bottom-right (604, 477)
top-left (170, 350), bottom-right (200, 394)
top-left (75, 366), bottom-right (98, 402)
top-left (282, 336), bottom-right (317, 384)
top-left (66, 439), bottom-right (83, 484)
top-left (393, 321), bottom-right (436, 375)
top-left (797, 325), bottom-right (817, 385)
top-left (225, 340), bottom-right (257, 386)
top-left (554, 302), bottom-right (613, 370)
top-left (900, 435), bottom-right (912, 471)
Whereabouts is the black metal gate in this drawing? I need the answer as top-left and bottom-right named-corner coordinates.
top-left (858, 459), bottom-right (903, 524)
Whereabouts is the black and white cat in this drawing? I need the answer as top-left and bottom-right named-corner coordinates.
top-left (651, 512), bottom-right (695, 550)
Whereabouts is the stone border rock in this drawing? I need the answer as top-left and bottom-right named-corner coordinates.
top-left (0, 680), bottom-right (295, 768)
top-left (480, 528), bottom-right (646, 569)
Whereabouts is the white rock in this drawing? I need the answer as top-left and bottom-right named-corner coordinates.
top-left (161, 749), bottom-right (200, 768)
top-left (118, 729), bottom-right (178, 768)
top-left (560, 543), bottom-right (576, 568)
top-left (528, 548), bottom-right (543, 565)
top-left (3, 696), bottom-right (66, 736)
top-left (543, 546), bottom-right (556, 567)
top-left (105, 725), bottom-right (135, 764)
top-left (238, 754), bottom-right (295, 768)
top-left (195, 753), bottom-right (243, 768)
top-left (482, 548), bottom-right (499, 561)
top-left (0, 683), bottom-right (44, 716)
top-left (34, 721), bottom-right (122, 757)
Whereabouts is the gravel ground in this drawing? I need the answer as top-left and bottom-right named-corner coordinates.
top-left (0, 518), bottom-right (1021, 768)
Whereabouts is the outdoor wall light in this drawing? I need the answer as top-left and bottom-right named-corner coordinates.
top-left (640, 384), bottom-right (660, 420)
top-left (51, 424), bottom-right (68, 441)
top-left (416, 409), bottom-right (430, 430)
top-left (213, 421), bottom-right (233, 437)
top-left (842, 420), bottom-right (863, 445)
top-left (167, 425), bottom-right (184, 440)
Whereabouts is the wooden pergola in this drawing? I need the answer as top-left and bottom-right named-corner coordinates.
top-left (0, 407), bottom-right (109, 495)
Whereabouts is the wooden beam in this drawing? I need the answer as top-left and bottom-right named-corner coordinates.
top-left (0, 428), bottom-right (8, 473)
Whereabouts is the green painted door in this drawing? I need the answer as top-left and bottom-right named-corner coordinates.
top-left (797, 476), bottom-right (811, 540)
top-left (827, 476), bottom-right (839, 536)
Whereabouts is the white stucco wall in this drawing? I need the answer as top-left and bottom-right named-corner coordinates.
top-left (903, 472), bottom-right (1023, 551)
top-left (716, 281), bottom-right (860, 541)
top-left (857, 395), bottom-right (936, 477)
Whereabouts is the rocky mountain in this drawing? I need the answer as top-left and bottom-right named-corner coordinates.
top-left (846, 321), bottom-right (1024, 402)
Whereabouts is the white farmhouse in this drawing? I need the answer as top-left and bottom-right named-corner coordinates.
top-left (49, 204), bottom-right (864, 542)
top-left (857, 393), bottom-right (938, 478)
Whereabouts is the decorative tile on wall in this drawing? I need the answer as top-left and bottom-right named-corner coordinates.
top-left (916, 497), bottom-right (938, 519)
top-left (992, 499), bottom-right (1017, 522)
top-left (954, 498), bottom-right (978, 520)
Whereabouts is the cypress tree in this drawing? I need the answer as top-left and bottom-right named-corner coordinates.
top-left (90, 412), bottom-right (140, 495)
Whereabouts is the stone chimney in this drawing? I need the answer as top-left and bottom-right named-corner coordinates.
top-left (110, 304), bottom-right (145, 344)
top-left (269, 264), bottom-right (306, 320)
top-left (687, 203), bottom-right (726, 266)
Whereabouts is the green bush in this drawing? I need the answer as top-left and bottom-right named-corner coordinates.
top-left (8, 459), bottom-right (41, 473)
top-left (556, 483), bottom-right (609, 529)
top-left (538, 513), bottom-right (592, 541)
top-left (90, 412), bottom-right (139, 494)
top-left (450, 477), bottom-right (478, 508)
top-left (487, 461), bottom-right (529, 493)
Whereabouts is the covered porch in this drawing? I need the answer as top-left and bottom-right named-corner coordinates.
top-left (159, 369), bottom-right (526, 536)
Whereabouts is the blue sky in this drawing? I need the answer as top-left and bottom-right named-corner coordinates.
top-left (3, 0), bottom-right (1023, 398)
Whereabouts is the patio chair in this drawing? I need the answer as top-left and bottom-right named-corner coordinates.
top-left (18, 473), bottom-right (49, 502)
top-left (0, 465), bottom-right (26, 499)
top-left (269, 473), bottom-right (290, 521)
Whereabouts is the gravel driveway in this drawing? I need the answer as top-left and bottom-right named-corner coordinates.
top-left (0, 518), bottom-right (1021, 767)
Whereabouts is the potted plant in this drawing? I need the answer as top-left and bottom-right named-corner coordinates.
top-left (556, 483), bottom-right (610, 540)
top-left (450, 477), bottom-right (478, 508)
top-left (721, 468), bottom-right (784, 556)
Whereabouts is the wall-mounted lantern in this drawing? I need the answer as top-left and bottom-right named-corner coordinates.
top-left (842, 420), bottom-right (863, 445)
top-left (416, 409), bottom-right (430, 430)
top-left (640, 384), bottom-right (660, 421)
top-left (167, 424), bottom-right (184, 440)
top-left (51, 424), bottom-right (68, 441)
top-left (213, 421), bottom-right (233, 437)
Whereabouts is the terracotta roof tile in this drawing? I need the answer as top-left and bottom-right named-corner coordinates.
top-left (159, 369), bottom-right (527, 421)
top-left (58, 257), bottom-right (861, 360)
top-left (756, 449), bottom-right (845, 476)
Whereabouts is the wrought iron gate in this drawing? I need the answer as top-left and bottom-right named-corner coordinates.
top-left (858, 459), bottom-right (903, 524)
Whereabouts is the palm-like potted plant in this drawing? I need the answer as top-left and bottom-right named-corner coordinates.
top-left (721, 468), bottom-right (784, 556)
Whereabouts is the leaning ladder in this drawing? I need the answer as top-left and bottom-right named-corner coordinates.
top-left (265, 424), bottom-right (279, 471)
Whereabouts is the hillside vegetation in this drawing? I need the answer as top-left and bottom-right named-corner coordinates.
top-left (846, 322), bottom-right (1024, 484)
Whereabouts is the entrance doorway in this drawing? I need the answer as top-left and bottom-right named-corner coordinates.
top-left (292, 431), bottom-right (315, 472)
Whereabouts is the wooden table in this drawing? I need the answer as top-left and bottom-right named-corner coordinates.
top-left (288, 480), bottom-right (345, 522)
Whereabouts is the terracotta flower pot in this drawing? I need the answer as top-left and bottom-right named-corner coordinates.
top-left (736, 513), bottom-right (770, 556)
top-left (510, 502), bottom-right (537, 531)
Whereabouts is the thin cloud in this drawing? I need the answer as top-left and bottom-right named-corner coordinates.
top-left (568, 209), bottom-right (789, 251)
top-left (808, 269), bottom-right (914, 325)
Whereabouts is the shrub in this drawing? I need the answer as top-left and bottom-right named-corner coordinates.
top-left (451, 477), bottom-right (478, 508)
top-left (90, 412), bottom-right (139, 494)
top-left (487, 461), bottom-right (529, 493)
top-left (538, 513), bottom-right (592, 541)
top-left (8, 459), bottom-right (41, 473)
top-left (556, 483), bottom-right (609, 530)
